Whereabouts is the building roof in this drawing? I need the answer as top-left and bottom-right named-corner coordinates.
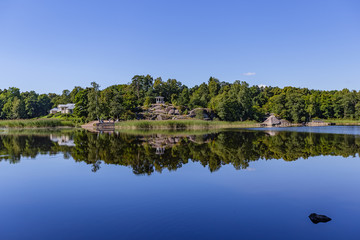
top-left (311, 120), bottom-right (324, 123)
top-left (263, 115), bottom-right (281, 126)
top-left (58, 103), bottom-right (75, 110)
top-left (66, 104), bottom-right (75, 110)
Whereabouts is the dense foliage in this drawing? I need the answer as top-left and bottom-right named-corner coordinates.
top-left (2, 75), bottom-right (360, 122)
top-left (1, 130), bottom-right (360, 174)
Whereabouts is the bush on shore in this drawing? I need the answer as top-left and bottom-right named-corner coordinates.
top-left (0, 119), bottom-right (75, 128)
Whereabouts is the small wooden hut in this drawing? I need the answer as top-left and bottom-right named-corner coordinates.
top-left (262, 115), bottom-right (281, 126)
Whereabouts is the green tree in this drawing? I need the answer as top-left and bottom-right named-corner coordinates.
top-left (37, 94), bottom-right (52, 116)
top-left (70, 86), bottom-right (83, 103)
top-left (23, 91), bottom-right (39, 118)
top-left (285, 91), bottom-right (306, 122)
top-left (189, 83), bottom-right (210, 108)
top-left (208, 77), bottom-right (220, 98)
top-left (11, 97), bottom-right (25, 119)
top-left (87, 82), bottom-right (101, 120)
top-left (74, 89), bottom-right (89, 118)
top-left (131, 75), bottom-right (153, 105)
top-left (110, 90), bottom-right (124, 119)
top-left (177, 87), bottom-right (190, 107)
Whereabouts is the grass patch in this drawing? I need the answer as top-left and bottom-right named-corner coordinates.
top-left (0, 119), bottom-right (75, 128)
top-left (115, 120), bottom-right (259, 130)
top-left (43, 113), bottom-right (85, 126)
top-left (322, 119), bottom-right (360, 125)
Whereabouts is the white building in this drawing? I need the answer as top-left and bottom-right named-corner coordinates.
top-left (49, 103), bottom-right (76, 114)
top-left (50, 134), bottom-right (75, 147)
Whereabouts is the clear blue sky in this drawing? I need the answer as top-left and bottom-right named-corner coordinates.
top-left (1, 0), bottom-right (359, 93)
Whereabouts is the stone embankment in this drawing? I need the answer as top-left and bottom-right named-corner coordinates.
top-left (81, 121), bottom-right (98, 130)
top-left (81, 121), bottom-right (115, 132)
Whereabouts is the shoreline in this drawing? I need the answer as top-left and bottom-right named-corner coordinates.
top-left (0, 119), bottom-right (76, 128)
top-left (114, 120), bottom-right (261, 130)
top-left (114, 120), bottom-right (360, 130)
top-left (1, 119), bottom-right (360, 130)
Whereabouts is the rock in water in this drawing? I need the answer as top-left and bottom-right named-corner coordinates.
top-left (309, 213), bottom-right (332, 224)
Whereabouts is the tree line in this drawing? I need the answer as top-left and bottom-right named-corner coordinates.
top-left (1, 75), bottom-right (360, 122)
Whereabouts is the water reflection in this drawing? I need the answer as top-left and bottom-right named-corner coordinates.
top-left (50, 134), bottom-right (75, 146)
top-left (1, 129), bottom-right (360, 174)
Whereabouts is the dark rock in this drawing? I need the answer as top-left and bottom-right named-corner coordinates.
top-left (309, 213), bottom-right (332, 224)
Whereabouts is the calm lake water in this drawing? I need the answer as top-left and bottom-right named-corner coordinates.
top-left (0, 126), bottom-right (360, 239)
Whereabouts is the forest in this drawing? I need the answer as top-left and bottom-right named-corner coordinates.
top-left (1, 75), bottom-right (360, 123)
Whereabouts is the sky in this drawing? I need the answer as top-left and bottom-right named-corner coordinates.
top-left (0, 0), bottom-right (360, 93)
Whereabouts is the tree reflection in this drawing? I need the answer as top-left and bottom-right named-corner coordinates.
top-left (1, 130), bottom-right (360, 175)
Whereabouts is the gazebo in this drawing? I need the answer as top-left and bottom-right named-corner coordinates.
top-left (155, 96), bottom-right (164, 104)
top-left (155, 147), bottom-right (165, 155)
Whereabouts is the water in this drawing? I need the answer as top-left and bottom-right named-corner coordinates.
top-left (0, 127), bottom-right (360, 239)
top-left (249, 125), bottom-right (360, 135)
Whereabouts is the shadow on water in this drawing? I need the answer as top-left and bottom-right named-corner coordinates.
top-left (1, 128), bottom-right (360, 175)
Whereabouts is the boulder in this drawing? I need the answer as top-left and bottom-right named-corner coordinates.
top-left (175, 115), bottom-right (187, 120)
top-left (168, 109), bottom-right (175, 115)
top-left (138, 103), bottom-right (189, 120)
top-left (280, 119), bottom-right (291, 126)
top-left (308, 213), bottom-right (332, 224)
top-left (154, 110), bottom-right (166, 114)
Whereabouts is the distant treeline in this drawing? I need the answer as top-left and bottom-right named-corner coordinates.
top-left (1, 75), bottom-right (360, 122)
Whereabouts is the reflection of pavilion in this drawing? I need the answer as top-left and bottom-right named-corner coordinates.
top-left (140, 134), bottom-right (179, 155)
top-left (50, 134), bottom-right (75, 147)
top-left (155, 147), bottom-right (165, 155)
top-left (139, 134), bottom-right (212, 155)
